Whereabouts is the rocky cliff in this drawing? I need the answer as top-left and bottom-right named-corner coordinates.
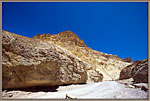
top-left (2, 30), bottom-right (132, 89)
top-left (33, 31), bottom-right (131, 81)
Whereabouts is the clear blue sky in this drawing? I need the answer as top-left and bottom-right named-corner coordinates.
top-left (2, 2), bottom-right (148, 61)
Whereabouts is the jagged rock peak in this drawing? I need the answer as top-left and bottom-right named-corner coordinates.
top-left (33, 33), bottom-right (51, 38)
top-left (122, 57), bottom-right (133, 63)
top-left (33, 31), bottom-right (87, 47)
top-left (57, 31), bottom-right (78, 38)
top-left (33, 31), bottom-right (77, 38)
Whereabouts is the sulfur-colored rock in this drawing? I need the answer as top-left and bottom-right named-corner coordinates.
top-left (2, 30), bottom-right (88, 89)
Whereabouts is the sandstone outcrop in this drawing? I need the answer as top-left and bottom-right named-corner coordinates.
top-left (2, 30), bottom-right (133, 89)
top-left (119, 59), bottom-right (148, 83)
top-left (33, 31), bottom-right (131, 81)
top-left (2, 30), bottom-right (88, 89)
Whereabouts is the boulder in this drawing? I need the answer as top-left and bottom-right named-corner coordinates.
top-left (131, 59), bottom-right (148, 83)
top-left (2, 30), bottom-right (88, 89)
top-left (119, 59), bottom-right (148, 83)
top-left (119, 64), bottom-right (136, 80)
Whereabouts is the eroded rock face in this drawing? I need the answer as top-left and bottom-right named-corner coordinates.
top-left (119, 59), bottom-right (148, 83)
top-left (87, 70), bottom-right (103, 82)
top-left (3, 30), bottom-right (133, 89)
top-left (119, 63), bottom-right (137, 80)
top-left (33, 31), bottom-right (131, 81)
top-left (2, 30), bottom-right (88, 89)
top-left (131, 59), bottom-right (148, 83)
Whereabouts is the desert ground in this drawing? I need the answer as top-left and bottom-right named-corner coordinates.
top-left (2, 79), bottom-right (148, 99)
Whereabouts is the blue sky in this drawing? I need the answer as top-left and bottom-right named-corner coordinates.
top-left (2, 2), bottom-right (148, 61)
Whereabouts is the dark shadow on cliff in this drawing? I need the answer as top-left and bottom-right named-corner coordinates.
top-left (2, 85), bottom-right (59, 92)
top-left (2, 83), bottom-right (87, 93)
top-left (60, 82), bottom-right (87, 87)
